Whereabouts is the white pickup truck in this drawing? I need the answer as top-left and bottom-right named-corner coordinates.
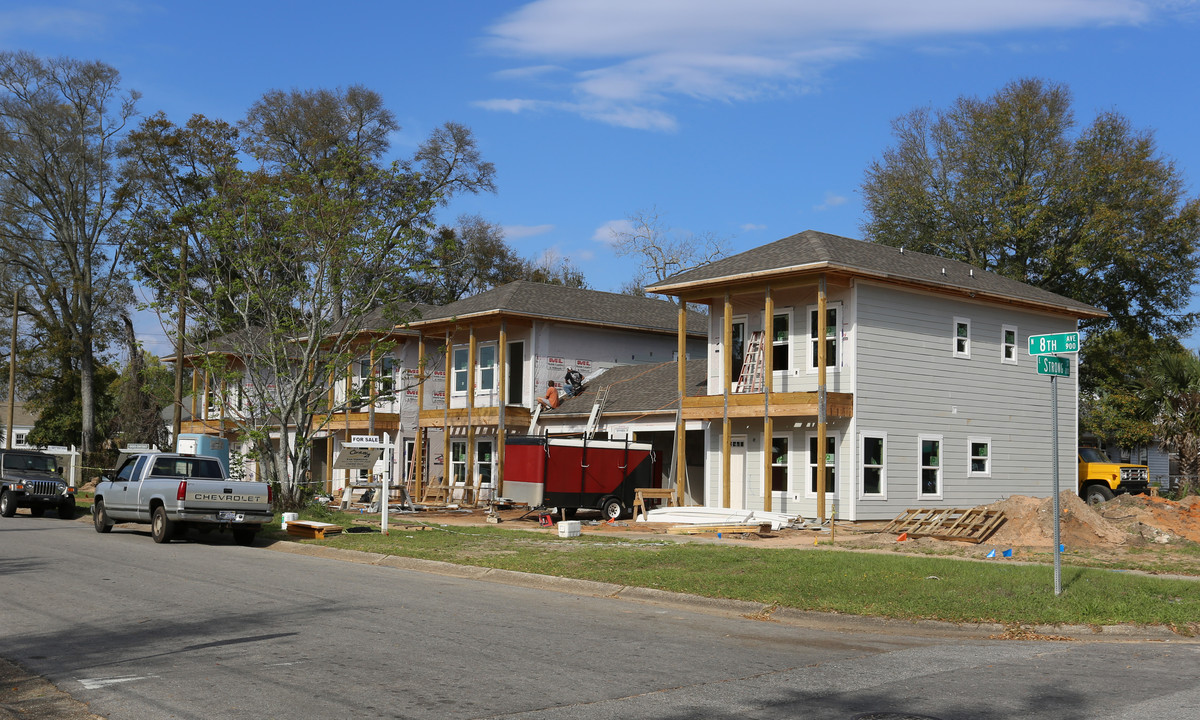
top-left (92, 452), bottom-right (272, 545)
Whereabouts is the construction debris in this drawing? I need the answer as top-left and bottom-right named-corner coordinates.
top-left (881, 507), bottom-right (1005, 544)
top-left (666, 522), bottom-right (773, 536)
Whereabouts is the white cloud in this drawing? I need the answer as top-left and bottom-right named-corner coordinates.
top-left (593, 218), bottom-right (634, 244)
top-left (741, 222), bottom-right (767, 231)
top-left (504, 223), bottom-right (556, 239)
top-left (481, 0), bottom-right (1166, 129)
top-left (814, 193), bottom-right (848, 211)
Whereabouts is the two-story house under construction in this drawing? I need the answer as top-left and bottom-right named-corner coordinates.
top-left (646, 230), bottom-right (1107, 521)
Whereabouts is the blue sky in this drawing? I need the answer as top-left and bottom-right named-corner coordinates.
top-left (4, 0), bottom-right (1200, 356)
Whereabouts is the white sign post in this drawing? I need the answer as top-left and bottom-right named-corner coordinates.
top-left (1028, 333), bottom-right (1080, 596)
top-left (336, 434), bottom-right (391, 535)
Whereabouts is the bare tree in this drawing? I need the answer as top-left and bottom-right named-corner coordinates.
top-left (0, 52), bottom-right (138, 457)
top-left (610, 207), bottom-right (727, 305)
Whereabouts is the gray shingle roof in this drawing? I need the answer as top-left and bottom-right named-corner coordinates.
top-left (411, 281), bottom-right (708, 335)
top-left (542, 359), bottom-right (709, 417)
top-left (647, 230), bottom-right (1105, 318)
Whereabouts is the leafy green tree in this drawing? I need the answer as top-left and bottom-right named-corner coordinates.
top-left (0, 52), bottom-right (138, 457)
top-left (861, 78), bottom-right (1200, 393)
top-left (126, 87), bottom-right (497, 508)
top-left (402, 215), bottom-right (587, 305)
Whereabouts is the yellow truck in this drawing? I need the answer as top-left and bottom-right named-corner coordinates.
top-left (1078, 447), bottom-right (1149, 504)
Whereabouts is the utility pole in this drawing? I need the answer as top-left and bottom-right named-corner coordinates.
top-left (171, 236), bottom-right (188, 448)
top-left (6, 288), bottom-right (17, 449)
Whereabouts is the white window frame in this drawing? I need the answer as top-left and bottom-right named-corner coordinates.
top-left (476, 438), bottom-right (495, 488)
top-left (450, 439), bottom-right (468, 486)
top-left (1001, 325), bottom-right (1018, 365)
top-left (953, 317), bottom-right (971, 359)
top-left (806, 302), bottom-right (842, 374)
top-left (770, 307), bottom-right (792, 375)
top-left (769, 432), bottom-right (792, 497)
top-left (805, 430), bottom-right (840, 498)
top-left (968, 437), bottom-right (992, 478)
top-left (14, 432), bottom-right (27, 447)
top-left (475, 343), bottom-right (497, 394)
top-left (859, 432), bottom-right (886, 498)
top-left (918, 434), bottom-right (943, 500)
top-left (451, 346), bottom-right (470, 396)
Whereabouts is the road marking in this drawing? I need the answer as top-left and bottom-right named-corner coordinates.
top-left (79, 675), bottom-right (155, 690)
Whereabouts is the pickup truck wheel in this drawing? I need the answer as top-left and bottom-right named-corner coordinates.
top-left (93, 500), bottom-right (113, 533)
top-left (151, 506), bottom-right (176, 543)
top-left (0, 490), bottom-right (17, 517)
top-left (1084, 484), bottom-right (1115, 505)
top-left (601, 497), bottom-right (624, 520)
top-left (58, 498), bottom-right (76, 519)
top-left (233, 528), bottom-right (257, 546)
top-left (28, 506), bottom-right (44, 517)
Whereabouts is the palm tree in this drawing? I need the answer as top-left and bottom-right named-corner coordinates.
top-left (1136, 350), bottom-right (1200, 494)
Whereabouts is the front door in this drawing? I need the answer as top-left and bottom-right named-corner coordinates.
top-left (730, 435), bottom-right (747, 508)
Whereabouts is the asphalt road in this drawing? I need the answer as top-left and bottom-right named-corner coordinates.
top-left (1, 513), bottom-right (1199, 720)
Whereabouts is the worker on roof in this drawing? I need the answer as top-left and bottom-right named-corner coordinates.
top-left (563, 367), bottom-right (584, 398)
top-left (537, 380), bottom-right (560, 409)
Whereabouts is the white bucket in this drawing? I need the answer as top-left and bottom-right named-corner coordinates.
top-left (282, 512), bottom-right (298, 530)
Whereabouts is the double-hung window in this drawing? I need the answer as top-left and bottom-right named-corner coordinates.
top-left (860, 433), bottom-right (886, 497)
top-left (953, 318), bottom-right (971, 358)
top-left (452, 347), bottom-right (469, 394)
top-left (919, 435), bottom-right (943, 498)
top-left (770, 435), bottom-right (790, 493)
top-left (968, 438), bottom-right (991, 477)
top-left (772, 310), bottom-right (791, 373)
top-left (1001, 325), bottom-right (1018, 365)
top-left (807, 303), bottom-right (841, 372)
top-left (476, 344), bottom-right (497, 393)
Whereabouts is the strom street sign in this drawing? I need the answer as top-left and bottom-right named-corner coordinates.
top-left (1037, 355), bottom-right (1070, 378)
top-left (1028, 332), bottom-right (1079, 356)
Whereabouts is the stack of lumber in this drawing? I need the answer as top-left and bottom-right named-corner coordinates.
top-left (666, 522), bottom-right (773, 536)
top-left (285, 520), bottom-right (344, 540)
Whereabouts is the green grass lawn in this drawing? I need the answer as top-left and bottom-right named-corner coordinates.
top-left (266, 509), bottom-right (1200, 633)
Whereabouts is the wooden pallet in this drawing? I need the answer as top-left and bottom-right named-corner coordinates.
top-left (286, 521), bottom-right (344, 540)
top-left (881, 508), bottom-right (1005, 544)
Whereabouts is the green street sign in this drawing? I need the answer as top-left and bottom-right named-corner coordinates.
top-left (1037, 355), bottom-right (1070, 377)
top-left (1028, 332), bottom-right (1079, 356)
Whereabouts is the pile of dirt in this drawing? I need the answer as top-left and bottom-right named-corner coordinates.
top-left (1091, 493), bottom-right (1200, 544)
top-left (984, 492), bottom-right (1129, 548)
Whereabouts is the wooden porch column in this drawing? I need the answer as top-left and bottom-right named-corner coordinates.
top-left (722, 291), bottom-right (732, 509)
top-left (414, 333), bottom-right (426, 499)
top-left (817, 275), bottom-right (828, 522)
top-left (466, 326), bottom-right (477, 502)
top-left (443, 330), bottom-right (452, 489)
top-left (676, 305), bottom-right (687, 506)
top-left (763, 286), bottom-right (774, 513)
top-left (497, 320), bottom-right (507, 496)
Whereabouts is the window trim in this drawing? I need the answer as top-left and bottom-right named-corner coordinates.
top-left (859, 432), bottom-right (887, 499)
top-left (450, 439), bottom-right (468, 486)
top-left (968, 436), bottom-right (992, 478)
top-left (806, 302), bottom-right (842, 374)
top-left (475, 343), bottom-right (498, 394)
top-left (451, 346), bottom-right (469, 396)
top-left (1001, 324), bottom-right (1018, 365)
top-left (769, 431), bottom-right (792, 497)
top-left (770, 307), bottom-right (792, 375)
top-left (805, 430), bottom-right (840, 498)
top-left (953, 317), bottom-right (971, 359)
top-left (918, 434), bottom-right (944, 500)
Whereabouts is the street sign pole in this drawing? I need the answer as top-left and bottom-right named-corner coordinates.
top-left (1051, 374), bottom-right (1061, 596)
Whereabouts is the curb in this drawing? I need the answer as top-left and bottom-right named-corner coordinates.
top-left (266, 541), bottom-right (1199, 643)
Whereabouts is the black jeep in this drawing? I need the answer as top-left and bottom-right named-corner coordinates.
top-left (0, 450), bottom-right (75, 518)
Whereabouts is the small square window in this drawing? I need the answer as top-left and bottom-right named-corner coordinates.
top-left (969, 438), bottom-right (991, 477)
top-left (1001, 326), bottom-right (1018, 365)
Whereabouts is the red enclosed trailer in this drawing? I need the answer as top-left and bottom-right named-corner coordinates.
top-left (503, 435), bottom-right (661, 519)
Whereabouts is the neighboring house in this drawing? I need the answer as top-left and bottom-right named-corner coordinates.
top-left (3, 400), bottom-right (36, 449)
top-left (407, 281), bottom-right (707, 502)
top-left (174, 305), bottom-right (441, 495)
top-left (645, 230), bottom-right (1107, 521)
